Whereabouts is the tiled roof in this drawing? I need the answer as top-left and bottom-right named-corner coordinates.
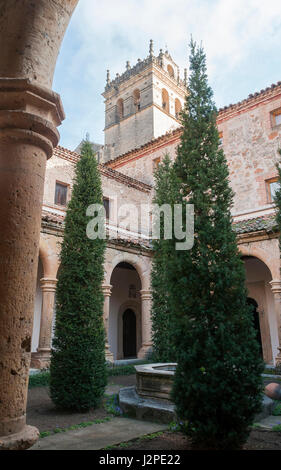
top-left (218, 81), bottom-right (281, 116)
top-left (233, 214), bottom-right (278, 234)
top-left (53, 146), bottom-right (152, 192)
top-left (104, 127), bottom-right (182, 168)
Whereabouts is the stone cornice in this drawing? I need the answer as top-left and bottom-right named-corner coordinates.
top-left (103, 53), bottom-right (186, 95)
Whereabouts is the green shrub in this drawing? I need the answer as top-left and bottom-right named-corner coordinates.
top-left (50, 140), bottom-right (107, 411)
top-left (169, 39), bottom-right (264, 450)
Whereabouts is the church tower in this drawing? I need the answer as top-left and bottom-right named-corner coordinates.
top-left (102, 41), bottom-right (187, 162)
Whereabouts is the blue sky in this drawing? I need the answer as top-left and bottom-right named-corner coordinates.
top-left (53, 0), bottom-right (281, 151)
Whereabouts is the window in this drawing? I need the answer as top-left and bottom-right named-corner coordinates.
top-left (175, 98), bottom-right (182, 119)
top-left (116, 98), bottom-right (124, 120)
top-left (271, 108), bottom-right (281, 127)
top-left (153, 157), bottom-right (161, 172)
top-left (218, 131), bottom-right (223, 146)
top-left (55, 182), bottom-right (68, 206)
top-left (133, 89), bottom-right (141, 112)
top-left (266, 177), bottom-right (280, 203)
top-left (162, 89), bottom-right (170, 114)
top-left (103, 197), bottom-right (110, 220)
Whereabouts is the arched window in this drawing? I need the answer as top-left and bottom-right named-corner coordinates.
top-left (117, 98), bottom-right (124, 120)
top-left (175, 98), bottom-right (182, 119)
top-left (162, 89), bottom-right (170, 114)
top-left (167, 64), bottom-right (174, 78)
top-left (133, 89), bottom-right (141, 112)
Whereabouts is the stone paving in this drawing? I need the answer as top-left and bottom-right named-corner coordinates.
top-left (29, 417), bottom-right (168, 451)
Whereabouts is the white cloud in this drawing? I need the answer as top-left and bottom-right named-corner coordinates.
top-left (55, 0), bottom-right (281, 149)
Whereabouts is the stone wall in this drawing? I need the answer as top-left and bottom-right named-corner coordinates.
top-left (108, 85), bottom-right (281, 218)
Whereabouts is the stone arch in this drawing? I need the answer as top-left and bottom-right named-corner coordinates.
top-left (175, 98), bottom-right (182, 119)
top-left (133, 89), bottom-right (141, 111)
top-left (238, 243), bottom-right (279, 280)
top-left (105, 252), bottom-right (150, 290)
top-left (117, 98), bottom-right (124, 120)
top-left (241, 249), bottom-right (276, 364)
top-left (0, 0), bottom-right (79, 448)
top-left (162, 88), bottom-right (170, 114)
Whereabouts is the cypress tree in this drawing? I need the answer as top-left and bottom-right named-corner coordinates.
top-left (50, 140), bottom-right (107, 411)
top-left (170, 40), bottom-right (264, 449)
top-left (151, 154), bottom-right (181, 362)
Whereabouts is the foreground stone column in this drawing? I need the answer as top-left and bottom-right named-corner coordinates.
top-left (0, 79), bottom-right (64, 450)
top-left (270, 280), bottom-right (281, 367)
top-left (32, 278), bottom-right (57, 369)
top-left (0, 0), bottom-right (78, 450)
top-left (138, 290), bottom-right (153, 359)
top-left (102, 285), bottom-right (114, 363)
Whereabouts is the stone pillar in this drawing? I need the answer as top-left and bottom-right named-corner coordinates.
top-left (32, 278), bottom-right (57, 369)
top-left (0, 0), bottom-right (79, 450)
top-left (138, 290), bottom-right (153, 359)
top-left (270, 280), bottom-right (281, 367)
top-left (102, 285), bottom-right (114, 363)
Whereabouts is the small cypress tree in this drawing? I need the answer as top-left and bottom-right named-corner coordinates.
top-left (170, 40), bottom-right (264, 449)
top-left (151, 154), bottom-right (181, 362)
top-left (50, 140), bottom-right (107, 411)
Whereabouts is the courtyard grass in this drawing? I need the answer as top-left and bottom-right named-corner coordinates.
top-left (29, 360), bottom-right (152, 389)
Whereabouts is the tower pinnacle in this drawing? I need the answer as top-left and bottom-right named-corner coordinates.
top-left (149, 39), bottom-right (154, 57)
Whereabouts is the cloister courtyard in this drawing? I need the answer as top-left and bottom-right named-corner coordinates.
top-left (1, 0), bottom-right (281, 454)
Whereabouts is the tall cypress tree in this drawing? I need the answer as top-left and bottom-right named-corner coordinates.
top-left (170, 40), bottom-right (264, 449)
top-left (50, 140), bottom-right (107, 411)
top-left (151, 154), bottom-right (181, 362)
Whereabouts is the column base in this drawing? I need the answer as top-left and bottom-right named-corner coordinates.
top-left (0, 425), bottom-right (39, 450)
top-left (275, 349), bottom-right (281, 371)
top-left (138, 344), bottom-right (153, 360)
top-left (31, 349), bottom-right (51, 370)
top-left (105, 345), bottom-right (114, 364)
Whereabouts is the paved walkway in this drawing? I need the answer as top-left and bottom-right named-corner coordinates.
top-left (29, 418), bottom-right (168, 451)
top-left (256, 415), bottom-right (281, 430)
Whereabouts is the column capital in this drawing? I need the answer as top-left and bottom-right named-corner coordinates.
top-left (140, 289), bottom-right (152, 300)
top-left (0, 78), bottom-right (65, 158)
top-left (102, 284), bottom-right (113, 297)
top-left (40, 277), bottom-right (58, 292)
top-left (270, 280), bottom-right (281, 294)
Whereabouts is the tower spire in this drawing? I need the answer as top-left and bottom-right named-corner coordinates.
top-left (149, 39), bottom-right (154, 57)
top-left (106, 69), bottom-right (110, 86)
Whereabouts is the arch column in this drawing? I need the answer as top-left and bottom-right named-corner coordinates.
top-left (102, 284), bottom-right (114, 363)
top-left (32, 278), bottom-right (57, 369)
top-left (269, 280), bottom-right (281, 366)
top-left (0, 0), bottom-right (79, 450)
top-left (138, 290), bottom-right (153, 359)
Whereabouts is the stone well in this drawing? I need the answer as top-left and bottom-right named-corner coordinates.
top-left (135, 363), bottom-right (176, 401)
top-left (119, 363), bottom-right (177, 423)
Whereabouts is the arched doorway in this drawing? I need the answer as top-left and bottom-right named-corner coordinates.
top-left (109, 261), bottom-right (142, 360)
top-left (242, 255), bottom-right (276, 364)
top-left (123, 309), bottom-right (137, 358)
top-left (247, 297), bottom-right (263, 357)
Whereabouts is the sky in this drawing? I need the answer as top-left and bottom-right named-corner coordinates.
top-left (53, 0), bottom-right (281, 151)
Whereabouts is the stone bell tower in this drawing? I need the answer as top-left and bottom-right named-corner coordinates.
top-left (102, 40), bottom-right (187, 162)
